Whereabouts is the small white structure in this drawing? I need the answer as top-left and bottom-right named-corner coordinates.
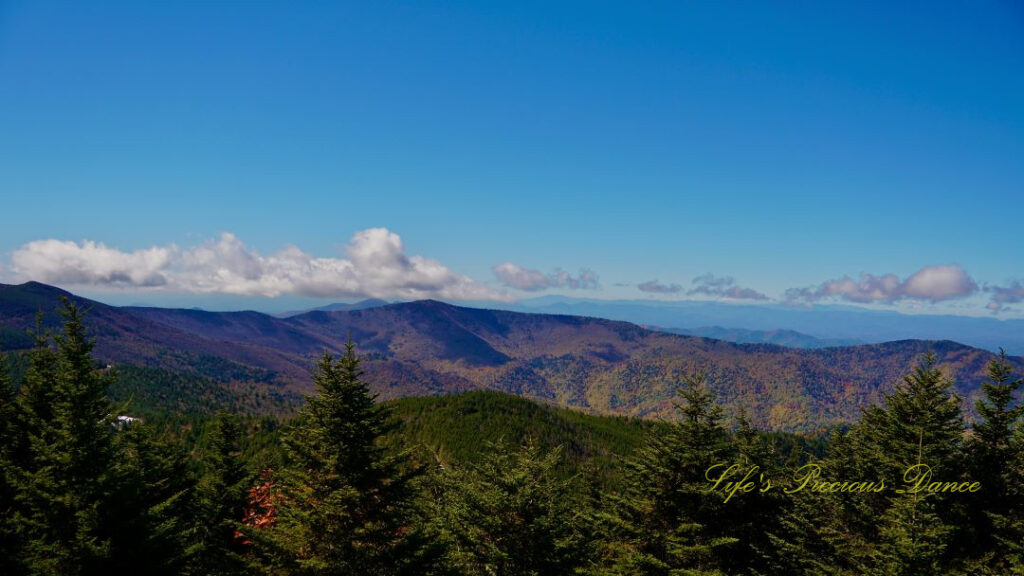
top-left (113, 415), bottom-right (141, 429)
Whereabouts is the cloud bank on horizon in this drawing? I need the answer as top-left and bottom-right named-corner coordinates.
top-left (7, 228), bottom-right (511, 302)
top-left (4, 230), bottom-right (1020, 315)
top-left (785, 265), bottom-right (979, 305)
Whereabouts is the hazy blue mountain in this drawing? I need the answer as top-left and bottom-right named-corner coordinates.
top-left (651, 326), bottom-right (863, 348)
top-left (275, 298), bottom-right (390, 318)
top-left (479, 297), bottom-right (1024, 355)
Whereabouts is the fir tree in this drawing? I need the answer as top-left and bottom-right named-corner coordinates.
top-left (0, 353), bottom-right (25, 574)
top-left (860, 354), bottom-right (963, 480)
top-left (731, 411), bottom-right (786, 576)
top-left (992, 423), bottom-right (1024, 573)
top-left (191, 412), bottom-right (256, 575)
top-left (966, 351), bottom-right (1024, 572)
top-left (267, 343), bottom-right (440, 575)
top-left (16, 313), bottom-right (58, 449)
top-left (14, 299), bottom-right (117, 574)
top-left (839, 354), bottom-right (963, 573)
top-left (600, 372), bottom-right (737, 576)
top-left (104, 421), bottom-right (196, 575)
top-left (874, 492), bottom-right (953, 576)
top-left (430, 439), bottom-right (592, 575)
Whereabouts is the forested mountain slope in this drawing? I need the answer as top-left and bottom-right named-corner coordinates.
top-left (2, 282), bottom-right (1020, 430)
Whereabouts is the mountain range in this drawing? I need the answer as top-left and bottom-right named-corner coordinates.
top-left (2, 281), bottom-right (1021, 431)
top-left (494, 296), bottom-right (1024, 355)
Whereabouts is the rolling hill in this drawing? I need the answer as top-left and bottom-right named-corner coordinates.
top-left (2, 281), bottom-right (1021, 431)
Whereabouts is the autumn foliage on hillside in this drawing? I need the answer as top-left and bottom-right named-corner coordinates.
top-left (0, 301), bottom-right (1022, 574)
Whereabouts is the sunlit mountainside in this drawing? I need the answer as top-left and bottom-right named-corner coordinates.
top-left (2, 281), bottom-right (1020, 432)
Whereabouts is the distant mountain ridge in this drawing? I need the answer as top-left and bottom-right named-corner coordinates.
top-left (648, 326), bottom-right (863, 348)
top-left (2, 282), bottom-right (1021, 431)
top-left (275, 298), bottom-right (390, 318)
top-left (497, 297), bottom-right (1024, 355)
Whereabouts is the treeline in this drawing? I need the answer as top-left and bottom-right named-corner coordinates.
top-left (1, 300), bottom-right (1023, 575)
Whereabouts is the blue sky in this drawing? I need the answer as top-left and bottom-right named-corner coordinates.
top-left (1, 1), bottom-right (1022, 315)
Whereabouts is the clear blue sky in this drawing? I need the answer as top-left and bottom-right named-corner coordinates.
top-left (1, 1), bottom-right (1022, 315)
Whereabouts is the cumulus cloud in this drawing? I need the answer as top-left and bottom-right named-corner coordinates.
top-left (687, 274), bottom-right (768, 301)
top-left (10, 239), bottom-right (174, 288)
top-left (786, 264), bottom-right (978, 305)
top-left (492, 263), bottom-right (599, 292)
top-left (985, 280), bottom-right (1024, 313)
top-left (9, 228), bottom-right (511, 301)
top-left (638, 280), bottom-right (683, 294)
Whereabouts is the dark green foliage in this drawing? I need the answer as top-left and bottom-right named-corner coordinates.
top-left (107, 363), bottom-right (299, 418)
top-left (0, 353), bottom-right (23, 574)
top-left (267, 344), bottom-right (440, 575)
top-left (599, 373), bottom-right (738, 575)
top-left (13, 300), bottom-right (118, 574)
top-left (991, 423), bottom-right (1024, 572)
top-left (104, 422), bottom-right (196, 575)
top-left (729, 411), bottom-right (788, 575)
top-left (0, 325), bottom-right (35, 351)
top-left (858, 354), bottom-right (963, 482)
top-left (3, 301), bottom-right (206, 575)
top-left (965, 351), bottom-right (1024, 573)
top-left (874, 491), bottom-right (953, 576)
top-left (388, 390), bottom-right (657, 490)
top-left (770, 355), bottom-right (970, 575)
top-left (191, 412), bottom-right (256, 575)
top-left (429, 439), bottom-right (594, 575)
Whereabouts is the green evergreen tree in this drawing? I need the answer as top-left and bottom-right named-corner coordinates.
top-left (430, 439), bottom-right (592, 575)
top-left (13, 299), bottom-right (116, 574)
top-left (837, 354), bottom-right (963, 574)
top-left (599, 372), bottom-right (737, 576)
top-left (731, 411), bottom-right (786, 576)
top-left (874, 492), bottom-right (952, 576)
top-left (760, 485), bottom-right (847, 576)
top-left (16, 313), bottom-right (58, 450)
top-left (993, 423), bottom-right (1024, 573)
top-left (191, 412), bottom-right (256, 575)
top-left (104, 421), bottom-right (196, 575)
top-left (267, 344), bottom-right (440, 575)
top-left (0, 353), bottom-right (26, 575)
top-left (860, 354), bottom-right (963, 481)
top-left (959, 351), bottom-right (1024, 573)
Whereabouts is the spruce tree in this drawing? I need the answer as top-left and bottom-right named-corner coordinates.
top-left (0, 353), bottom-right (25, 575)
top-left (966, 351), bottom-right (1024, 572)
top-left (14, 299), bottom-right (116, 574)
top-left (860, 354), bottom-right (963, 481)
top-left (992, 423), bottom-right (1024, 573)
top-left (430, 439), bottom-right (592, 575)
top-left (875, 492), bottom-right (953, 576)
top-left (600, 372), bottom-right (737, 576)
top-left (191, 412), bottom-right (255, 575)
top-left (839, 354), bottom-right (964, 573)
top-left (731, 411), bottom-right (786, 575)
top-left (268, 343), bottom-right (438, 575)
top-left (104, 421), bottom-right (196, 575)
top-left (16, 313), bottom-right (58, 448)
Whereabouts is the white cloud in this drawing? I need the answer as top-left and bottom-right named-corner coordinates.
top-left (11, 239), bottom-right (174, 287)
top-left (492, 263), bottom-right (599, 292)
top-left (985, 280), bottom-right (1024, 314)
top-left (786, 264), bottom-right (978, 305)
top-left (638, 279), bottom-right (683, 294)
top-left (9, 228), bottom-right (511, 301)
top-left (687, 274), bottom-right (768, 301)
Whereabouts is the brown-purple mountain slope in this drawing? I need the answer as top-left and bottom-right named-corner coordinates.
top-left (2, 282), bottom-right (1020, 431)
